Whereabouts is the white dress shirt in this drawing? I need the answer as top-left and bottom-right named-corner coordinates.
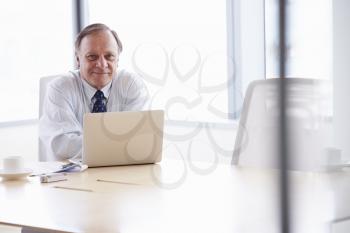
top-left (39, 69), bottom-right (149, 161)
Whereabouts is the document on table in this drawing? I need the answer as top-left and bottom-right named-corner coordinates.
top-left (29, 161), bottom-right (88, 177)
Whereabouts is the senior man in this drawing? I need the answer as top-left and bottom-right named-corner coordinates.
top-left (39, 23), bottom-right (149, 161)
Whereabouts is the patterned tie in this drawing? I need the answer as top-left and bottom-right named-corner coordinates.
top-left (92, 90), bottom-right (107, 113)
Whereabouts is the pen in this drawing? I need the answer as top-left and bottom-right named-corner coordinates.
top-left (53, 186), bottom-right (93, 192)
top-left (40, 173), bottom-right (67, 183)
top-left (96, 179), bottom-right (140, 185)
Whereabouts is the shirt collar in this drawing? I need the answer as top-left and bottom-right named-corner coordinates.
top-left (81, 78), bottom-right (112, 101)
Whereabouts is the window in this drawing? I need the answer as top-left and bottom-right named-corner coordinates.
top-left (0, 0), bottom-right (74, 122)
top-left (87, 0), bottom-right (232, 122)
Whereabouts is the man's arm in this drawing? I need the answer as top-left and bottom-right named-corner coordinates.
top-left (39, 81), bottom-right (82, 161)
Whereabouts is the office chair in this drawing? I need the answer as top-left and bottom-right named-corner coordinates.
top-left (39, 75), bottom-right (60, 118)
top-left (38, 75), bottom-right (60, 161)
top-left (232, 78), bottom-right (332, 170)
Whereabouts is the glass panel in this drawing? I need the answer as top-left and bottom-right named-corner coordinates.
top-left (265, 1), bottom-right (336, 232)
top-left (0, 0), bottom-right (74, 122)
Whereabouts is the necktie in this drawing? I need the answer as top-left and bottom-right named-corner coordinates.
top-left (92, 90), bottom-right (107, 113)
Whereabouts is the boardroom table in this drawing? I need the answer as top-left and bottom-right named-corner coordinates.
top-left (1, 159), bottom-right (350, 233)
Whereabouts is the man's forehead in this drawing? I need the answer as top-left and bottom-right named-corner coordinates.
top-left (79, 31), bottom-right (119, 51)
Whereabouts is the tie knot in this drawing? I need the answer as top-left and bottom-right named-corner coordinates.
top-left (93, 90), bottom-right (105, 100)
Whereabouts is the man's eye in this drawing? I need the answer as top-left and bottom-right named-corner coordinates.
top-left (87, 55), bottom-right (97, 61)
top-left (105, 54), bottom-right (115, 61)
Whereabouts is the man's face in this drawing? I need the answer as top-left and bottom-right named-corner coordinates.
top-left (76, 30), bottom-right (119, 90)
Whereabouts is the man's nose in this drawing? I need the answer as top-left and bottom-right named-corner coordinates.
top-left (96, 57), bottom-right (108, 68)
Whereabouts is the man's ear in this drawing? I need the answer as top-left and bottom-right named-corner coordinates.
top-left (75, 53), bottom-right (80, 68)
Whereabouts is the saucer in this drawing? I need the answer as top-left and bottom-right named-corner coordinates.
top-left (0, 168), bottom-right (33, 181)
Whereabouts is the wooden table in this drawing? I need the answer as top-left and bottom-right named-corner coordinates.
top-left (1, 159), bottom-right (350, 233)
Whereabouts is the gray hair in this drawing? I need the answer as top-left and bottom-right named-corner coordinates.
top-left (75, 23), bottom-right (123, 53)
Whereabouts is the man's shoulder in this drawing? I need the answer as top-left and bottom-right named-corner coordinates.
top-left (117, 69), bottom-right (141, 79)
top-left (48, 70), bottom-right (80, 90)
top-left (115, 69), bottom-right (143, 86)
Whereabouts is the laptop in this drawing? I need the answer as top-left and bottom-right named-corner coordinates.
top-left (82, 110), bottom-right (164, 167)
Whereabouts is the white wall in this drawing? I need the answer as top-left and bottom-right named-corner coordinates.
top-left (233, 0), bottom-right (266, 93)
top-left (333, 0), bottom-right (350, 160)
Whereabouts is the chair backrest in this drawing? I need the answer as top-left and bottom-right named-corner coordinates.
top-left (39, 75), bottom-right (59, 117)
top-left (232, 78), bottom-right (332, 170)
top-left (39, 75), bottom-right (59, 161)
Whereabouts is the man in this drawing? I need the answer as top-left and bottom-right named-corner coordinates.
top-left (39, 23), bottom-right (149, 161)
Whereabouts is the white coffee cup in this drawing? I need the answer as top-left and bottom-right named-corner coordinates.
top-left (3, 156), bottom-right (24, 173)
